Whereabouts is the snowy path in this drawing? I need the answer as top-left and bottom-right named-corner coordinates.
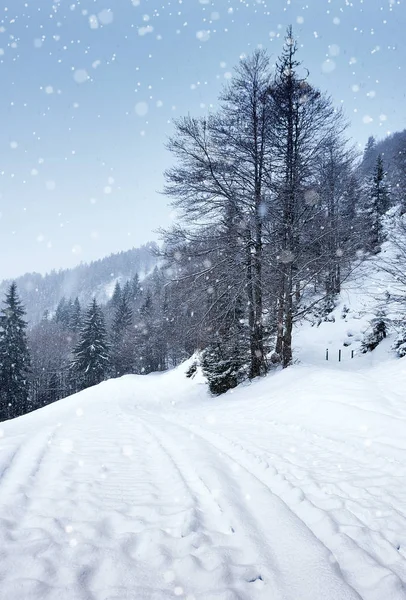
top-left (1, 361), bottom-right (406, 599)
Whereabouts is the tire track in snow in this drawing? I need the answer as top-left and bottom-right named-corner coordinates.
top-left (0, 426), bottom-right (56, 509)
top-left (203, 413), bottom-right (406, 581)
top-left (139, 410), bottom-right (362, 600)
top-left (141, 408), bottom-right (406, 600)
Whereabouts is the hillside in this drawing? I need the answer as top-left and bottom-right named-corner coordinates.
top-left (0, 243), bottom-right (159, 324)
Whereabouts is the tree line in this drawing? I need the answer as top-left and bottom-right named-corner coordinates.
top-left (0, 243), bottom-right (158, 325)
top-left (0, 268), bottom-right (192, 421)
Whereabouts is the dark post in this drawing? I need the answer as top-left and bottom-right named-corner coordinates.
top-left (326, 349), bottom-right (329, 361)
top-left (339, 349), bottom-right (341, 362)
top-left (351, 350), bottom-right (354, 359)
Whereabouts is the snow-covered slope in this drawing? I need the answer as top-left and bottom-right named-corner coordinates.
top-left (1, 342), bottom-right (406, 599)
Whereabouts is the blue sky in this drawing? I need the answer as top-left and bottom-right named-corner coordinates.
top-left (0, 0), bottom-right (404, 279)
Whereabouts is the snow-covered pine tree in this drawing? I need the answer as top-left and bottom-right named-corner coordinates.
top-left (113, 293), bottom-right (133, 334)
top-left (122, 280), bottom-right (132, 303)
top-left (131, 273), bottom-right (142, 302)
top-left (70, 297), bottom-right (82, 333)
top-left (201, 296), bottom-right (247, 395)
top-left (136, 291), bottom-right (161, 374)
top-left (70, 299), bottom-right (110, 390)
top-left (55, 297), bottom-right (72, 329)
top-left (360, 135), bottom-right (377, 176)
top-left (393, 326), bottom-right (406, 358)
top-left (341, 173), bottom-right (363, 248)
top-left (111, 281), bottom-right (122, 308)
top-left (360, 317), bottom-right (388, 353)
top-left (364, 154), bottom-right (390, 253)
top-left (0, 282), bottom-right (32, 420)
top-left (111, 293), bottom-right (134, 376)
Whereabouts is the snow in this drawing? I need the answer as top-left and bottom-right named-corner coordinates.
top-left (1, 256), bottom-right (406, 599)
top-left (1, 328), bottom-right (406, 600)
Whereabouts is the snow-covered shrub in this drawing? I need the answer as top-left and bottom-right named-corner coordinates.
top-left (393, 327), bottom-right (406, 358)
top-left (185, 361), bottom-right (198, 378)
top-left (311, 297), bottom-right (337, 327)
top-left (201, 345), bottom-right (245, 396)
top-left (360, 318), bottom-right (388, 353)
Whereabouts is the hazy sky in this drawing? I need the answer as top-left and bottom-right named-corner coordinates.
top-left (0, 0), bottom-right (404, 280)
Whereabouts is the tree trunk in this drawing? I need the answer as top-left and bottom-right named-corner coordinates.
top-left (282, 266), bottom-right (294, 367)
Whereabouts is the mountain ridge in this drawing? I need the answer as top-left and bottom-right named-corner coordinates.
top-left (0, 242), bottom-right (159, 324)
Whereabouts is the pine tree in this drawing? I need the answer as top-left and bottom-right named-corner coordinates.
top-left (111, 281), bottom-right (122, 308)
top-left (111, 294), bottom-right (134, 376)
top-left (361, 136), bottom-right (377, 175)
top-left (131, 273), bottom-right (142, 301)
top-left (70, 299), bottom-right (110, 390)
top-left (201, 297), bottom-right (247, 395)
top-left (0, 283), bottom-right (32, 420)
top-left (373, 155), bottom-right (390, 214)
top-left (393, 326), bottom-right (406, 358)
top-left (122, 280), bottom-right (132, 303)
top-left (113, 294), bottom-right (133, 334)
top-left (365, 154), bottom-right (390, 252)
top-left (70, 297), bottom-right (81, 332)
top-left (137, 291), bottom-right (160, 374)
top-left (360, 317), bottom-right (388, 353)
top-left (55, 297), bottom-right (71, 328)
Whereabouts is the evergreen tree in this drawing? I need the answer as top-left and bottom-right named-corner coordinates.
top-left (55, 297), bottom-right (71, 328)
top-left (0, 283), bottom-right (31, 420)
top-left (393, 326), bottom-right (406, 358)
top-left (342, 174), bottom-right (362, 239)
top-left (131, 273), bottom-right (142, 301)
top-left (70, 299), bottom-right (110, 390)
top-left (201, 297), bottom-right (247, 395)
top-left (360, 317), bottom-right (388, 353)
top-left (111, 281), bottom-right (122, 308)
top-left (122, 280), bottom-right (132, 303)
top-left (70, 297), bottom-right (81, 332)
top-left (361, 135), bottom-right (377, 174)
top-left (113, 294), bottom-right (133, 334)
top-left (111, 294), bottom-right (134, 376)
top-left (137, 291), bottom-right (160, 374)
top-left (365, 154), bottom-right (390, 252)
top-left (373, 155), bottom-right (390, 216)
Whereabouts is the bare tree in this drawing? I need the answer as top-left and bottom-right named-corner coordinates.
top-left (162, 51), bottom-right (273, 379)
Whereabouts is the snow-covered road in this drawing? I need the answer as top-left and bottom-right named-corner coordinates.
top-left (1, 359), bottom-right (406, 599)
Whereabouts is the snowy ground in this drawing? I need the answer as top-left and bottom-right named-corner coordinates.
top-left (1, 344), bottom-right (406, 599)
top-left (2, 263), bottom-right (406, 599)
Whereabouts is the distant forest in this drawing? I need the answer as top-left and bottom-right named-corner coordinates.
top-left (0, 242), bottom-right (159, 324)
